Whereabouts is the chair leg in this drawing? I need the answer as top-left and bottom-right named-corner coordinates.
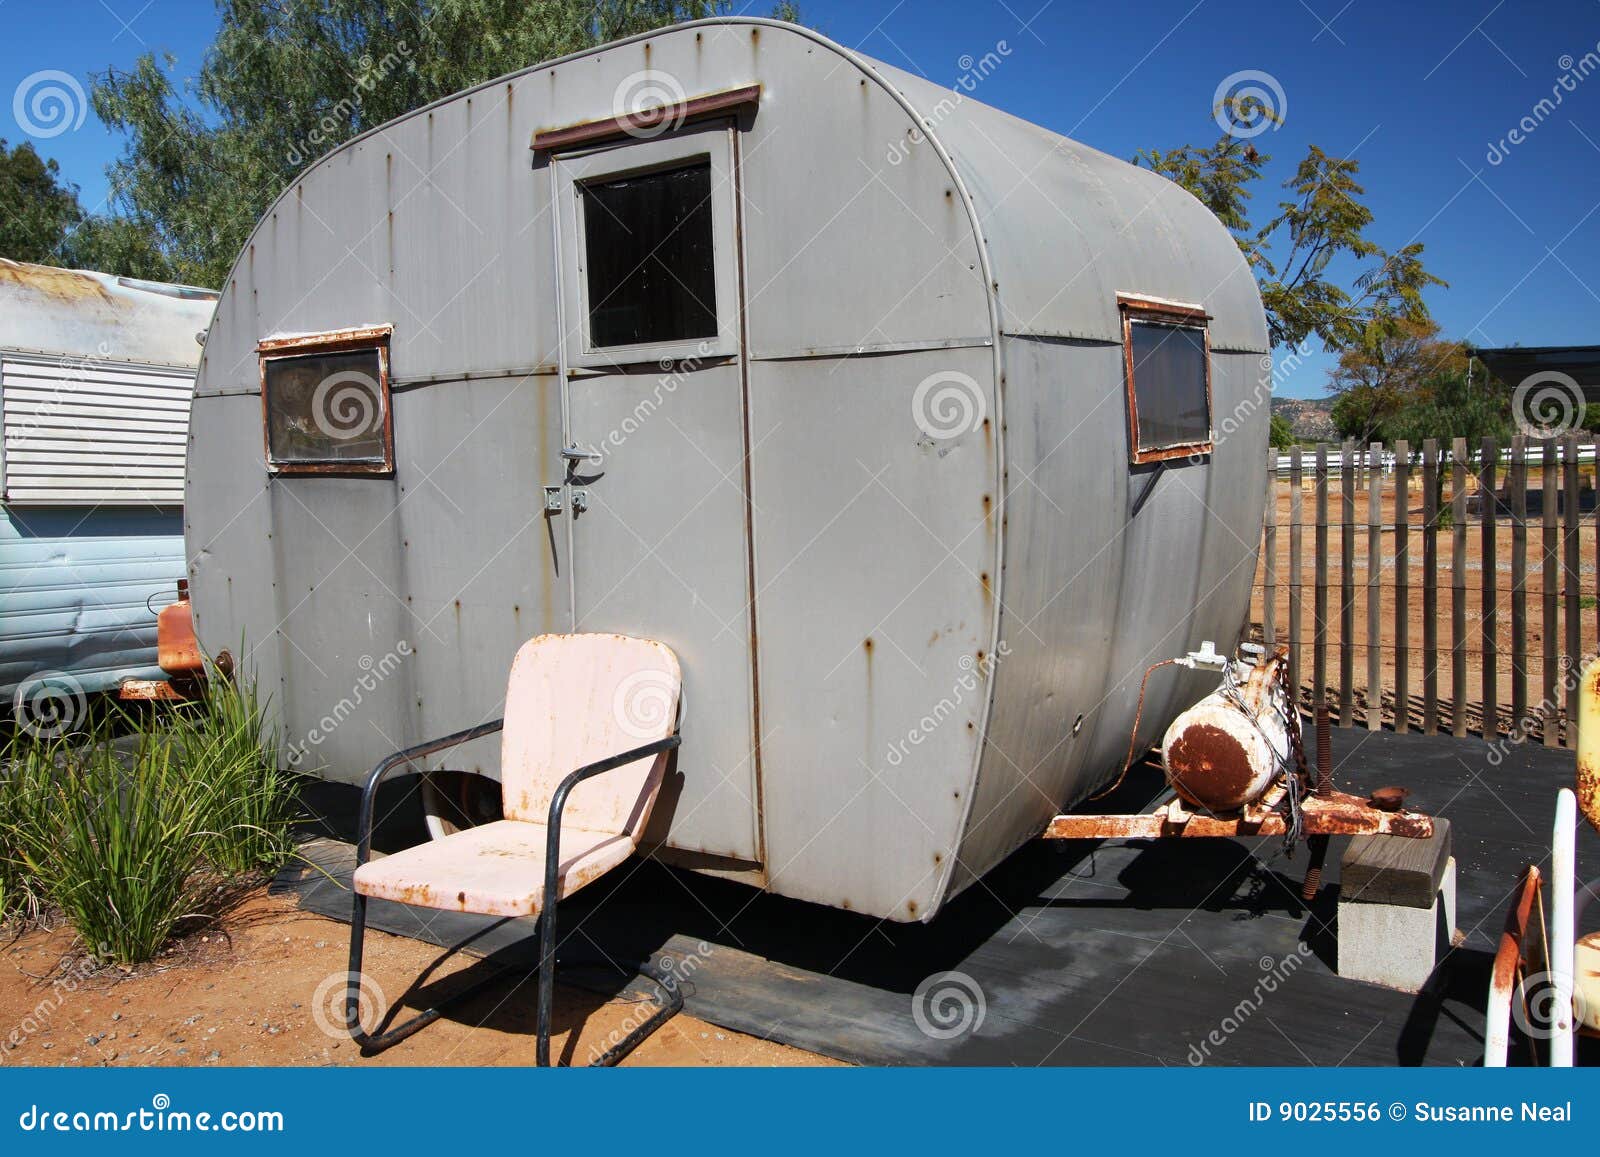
top-left (344, 890), bottom-right (679, 1065)
top-left (536, 896), bottom-right (558, 1066)
top-left (344, 891), bottom-right (520, 1055)
top-left (534, 898), bottom-right (683, 1067)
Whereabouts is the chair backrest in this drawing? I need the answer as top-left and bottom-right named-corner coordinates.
top-left (499, 633), bottom-right (681, 838)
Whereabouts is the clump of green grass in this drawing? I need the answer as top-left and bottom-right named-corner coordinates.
top-left (174, 670), bottom-right (297, 877)
top-left (0, 738), bottom-right (54, 926)
top-left (8, 730), bottom-right (211, 963)
top-left (0, 663), bottom-right (299, 964)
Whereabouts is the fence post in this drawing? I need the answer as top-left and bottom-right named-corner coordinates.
top-left (1315, 444), bottom-right (1330, 717)
top-left (1452, 437), bottom-right (1468, 738)
top-left (1341, 440), bottom-right (1356, 725)
top-left (1543, 438), bottom-right (1561, 748)
top-left (1394, 440), bottom-right (1411, 733)
top-left (1367, 441), bottom-right (1383, 731)
top-left (1481, 436), bottom-right (1500, 737)
top-left (1423, 439), bottom-right (1439, 735)
top-left (1290, 447), bottom-right (1304, 696)
top-left (1264, 447), bottom-right (1277, 648)
top-left (1511, 435), bottom-right (1528, 732)
top-left (1563, 435), bottom-right (1581, 749)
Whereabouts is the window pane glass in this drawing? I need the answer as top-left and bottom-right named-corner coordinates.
top-left (263, 348), bottom-right (388, 465)
top-left (581, 161), bottom-right (717, 348)
top-left (1130, 322), bottom-right (1210, 451)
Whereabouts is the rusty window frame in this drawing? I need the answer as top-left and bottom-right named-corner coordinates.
top-left (1119, 294), bottom-right (1214, 465)
top-left (257, 325), bottom-right (395, 476)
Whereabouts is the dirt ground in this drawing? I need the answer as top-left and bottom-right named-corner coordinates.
top-left (0, 891), bottom-right (835, 1068)
top-left (1250, 469), bottom-right (1597, 738)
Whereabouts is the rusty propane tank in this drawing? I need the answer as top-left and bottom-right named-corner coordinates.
top-left (158, 579), bottom-right (205, 678)
top-left (1160, 648), bottom-right (1295, 813)
top-left (1579, 658), bottom-right (1600, 835)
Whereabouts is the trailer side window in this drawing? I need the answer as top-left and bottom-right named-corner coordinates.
top-left (1120, 296), bottom-right (1212, 464)
top-left (258, 328), bottom-right (393, 475)
top-left (579, 161), bottom-right (718, 349)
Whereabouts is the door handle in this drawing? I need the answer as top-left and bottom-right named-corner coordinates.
top-left (560, 445), bottom-right (600, 463)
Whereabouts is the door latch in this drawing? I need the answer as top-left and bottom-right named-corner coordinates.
top-left (542, 485), bottom-right (563, 514)
top-left (570, 488), bottom-right (589, 515)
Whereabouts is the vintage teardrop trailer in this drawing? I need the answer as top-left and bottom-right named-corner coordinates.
top-left (185, 17), bottom-right (1270, 922)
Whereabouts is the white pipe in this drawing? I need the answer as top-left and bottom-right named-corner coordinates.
top-left (1551, 788), bottom-right (1577, 1067)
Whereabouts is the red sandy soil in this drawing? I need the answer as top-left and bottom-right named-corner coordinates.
top-left (0, 891), bottom-right (836, 1068)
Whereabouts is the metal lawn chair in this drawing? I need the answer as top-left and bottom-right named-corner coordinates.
top-left (343, 632), bottom-right (682, 1065)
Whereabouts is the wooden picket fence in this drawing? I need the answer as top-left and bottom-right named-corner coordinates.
top-left (1250, 435), bottom-right (1598, 747)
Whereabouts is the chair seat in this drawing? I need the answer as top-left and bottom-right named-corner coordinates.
top-left (351, 820), bottom-right (636, 917)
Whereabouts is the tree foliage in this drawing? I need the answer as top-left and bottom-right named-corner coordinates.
top-left (89, 1), bottom-right (798, 287)
top-left (0, 137), bottom-right (176, 279)
top-left (1136, 102), bottom-right (1445, 353)
top-left (1268, 411), bottom-right (1297, 449)
top-left (0, 140), bottom-right (82, 265)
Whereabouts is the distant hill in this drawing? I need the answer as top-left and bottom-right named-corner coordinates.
top-left (1271, 395), bottom-right (1337, 444)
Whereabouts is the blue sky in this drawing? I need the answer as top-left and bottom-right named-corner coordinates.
top-left (3, 0), bottom-right (1597, 398)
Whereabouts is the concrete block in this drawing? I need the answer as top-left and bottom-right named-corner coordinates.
top-left (1337, 856), bottom-right (1457, 992)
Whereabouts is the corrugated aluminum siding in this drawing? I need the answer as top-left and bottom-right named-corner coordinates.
top-left (0, 507), bottom-right (183, 698)
top-left (1, 354), bottom-right (193, 505)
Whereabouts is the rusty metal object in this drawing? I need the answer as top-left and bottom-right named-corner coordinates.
top-left (1161, 649), bottom-right (1291, 813)
top-left (1044, 787), bottom-right (1434, 841)
top-left (118, 678), bottom-right (188, 701)
top-left (1577, 658), bottom-right (1600, 834)
top-left (1300, 833), bottom-right (1331, 901)
top-left (158, 580), bottom-right (205, 678)
top-left (1575, 930), bottom-right (1600, 1035)
top-left (533, 84), bottom-right (763, 152)
top-left (1369, 786), bottom-right (1409, 811)
top-left (1485, 864), bottom-right (1543, 1066)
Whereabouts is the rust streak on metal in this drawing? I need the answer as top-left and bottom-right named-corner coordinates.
top-left (1166, 723), bottom-right (1256, 811)
top-left (1043, 788), bottom-right (1435, 840)
top-left (0, 258), bottom-right (115, 302)
top-left (532, 84), bottom-right (762, 152)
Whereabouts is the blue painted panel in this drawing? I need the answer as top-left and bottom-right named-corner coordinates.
top-left (0, 506), bottom-right (185, 698)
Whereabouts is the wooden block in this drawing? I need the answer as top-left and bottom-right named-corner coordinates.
top-left (1341, 818), bottom-right (1452, 908)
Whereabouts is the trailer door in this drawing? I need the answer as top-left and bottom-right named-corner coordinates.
top-left (548, 121), bottom-right (761, 864)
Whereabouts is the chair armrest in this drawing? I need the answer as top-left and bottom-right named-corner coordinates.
top-left (542, 735), bottom-right (682, 903)
top-left (355, 719), bottom-right (505, 868)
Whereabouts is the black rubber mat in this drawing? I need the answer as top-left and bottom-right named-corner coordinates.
top-left (275, 728), bottom-right (1598, 1066)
